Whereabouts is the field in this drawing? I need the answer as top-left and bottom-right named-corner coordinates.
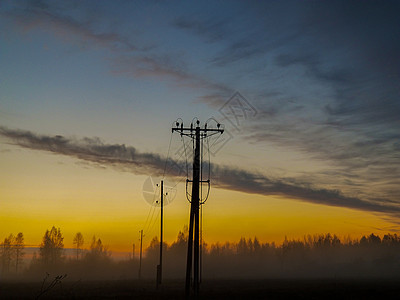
top-left (1, 279), bottom-right (400, 299)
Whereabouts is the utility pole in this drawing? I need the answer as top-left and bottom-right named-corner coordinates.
top-left (172, 120), bottom-right (223, 298)
top-left (139, 229), bottom-right (143, 279)
top-left (192, 125), bottom-right (200, 296)
top-left (157, 180), bottom-right (164, 287)
top-left (200, 205), bottom-right (203, 283)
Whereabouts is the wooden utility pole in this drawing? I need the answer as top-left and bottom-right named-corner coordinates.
top-left (172, 120), bottom-right (223, 298)
top-left (157, 180), bottom-right (164, 287)
top-left (192, 126), bottom-right (200, 295)
top-left (139, 229), bottom-right (143, 279)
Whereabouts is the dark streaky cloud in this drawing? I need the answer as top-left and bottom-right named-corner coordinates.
top-left (1, 126), bottom-right (400, 217)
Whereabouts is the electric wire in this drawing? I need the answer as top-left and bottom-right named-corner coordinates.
top-left (162, 131), bottom-right (173, 179)
top-left (142, 203), bottom-right (154, 234)
top-left (209, 131), bottom-right (223, 149)
top-left (143, 183), bottom-right (160, 236)
top-left (147, 209), bottom-right (160, 238)
top-left (142, 123), bottom-right (175, 239)
top-left (144, 205), bottom-right (157, 235)
top-left (182, 135), bottom-right (189, 180)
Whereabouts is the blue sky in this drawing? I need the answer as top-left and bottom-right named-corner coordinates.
top-left (1, 0), bottom-right (400, 245)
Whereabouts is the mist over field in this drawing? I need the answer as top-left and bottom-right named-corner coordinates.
top-left (2, 228), bottom-right (400, 282)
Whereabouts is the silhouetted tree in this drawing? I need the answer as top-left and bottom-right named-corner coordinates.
top-left (145, 236), bottom-right (159, 262)
top-left (39, 226), bottom-right (64, 266)
top-left (86, 236), bottom-right (110, 260)
top-left (382, 233), bottom-right (400, 245)
top-left (360, 233), bottom-right (382, 246)
top-left (237, 237), bottom-right (248, 255)
top-left (73, 232), bottom-right (84, 260)
top-left (368, 233), bottom-right (381, 244)
top-left (169, 227), bottom-right (187, 254)
top-left (253, 237), bottom-right (261, 253)
top-left (1, 234), bottom-right (15, 274)
top-left (14, 232), bottom-right (24, 273)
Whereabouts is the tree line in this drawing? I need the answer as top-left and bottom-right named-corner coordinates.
top-left (0, 232), bottom-right (24, 274)
top-left (2, 227), bottom-right (400, 280)
top-left (1, 226), bottom-right (110, 279)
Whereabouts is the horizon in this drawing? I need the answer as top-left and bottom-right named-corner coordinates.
top-left (3, 227), bottom-right (398, 262)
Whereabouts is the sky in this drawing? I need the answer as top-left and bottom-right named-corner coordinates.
top-left (1, 0), bottom-right (399, 254)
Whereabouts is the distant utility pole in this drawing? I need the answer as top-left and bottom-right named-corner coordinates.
top-left (172, 120), bottom-right (223, 297)
top-left (157, 180), bottom-right (164, 288)
top-left (139, 229), bottom-right (143, 279)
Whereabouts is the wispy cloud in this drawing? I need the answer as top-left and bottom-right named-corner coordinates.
top-left (111, 55), bottom-right (231, 94)
top-left (2, 0), bottom-right (233, 97)
top-left (174, 1), bottom-right (400, 207)
top-left (4, 0), bottom-right (140, 52)
top-left (0, 126), bottom-right (174, 177)
top-left (172, 16), bottom-right (228, 44)
top-left (245, 114), bottom-right (400, 202)
top-left (1, 126), bottom-right (400, 217)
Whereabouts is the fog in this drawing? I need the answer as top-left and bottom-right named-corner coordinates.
top-left (2, 229), bottom-right (400, 283)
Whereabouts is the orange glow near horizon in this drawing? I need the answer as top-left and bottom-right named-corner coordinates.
top-left (1, 145), bottom-right (398, 255)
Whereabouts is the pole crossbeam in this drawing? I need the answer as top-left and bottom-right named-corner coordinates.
top-left (172, 120), bottom-right (223, 298)
top-left (172, 127), bottom-right (224, 133)
top-left (186, 179), bottom-right (210, 183)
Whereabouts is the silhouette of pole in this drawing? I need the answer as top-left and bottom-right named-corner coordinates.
top-left (185, 183), bottom-right (195, 296)
top-left (139, 229), bottom-right (143, 279)
top-left (193, 126), bottom-right (200, 295)
top-left (172, 120), bottom-right (223, 298)
top-left (159, 180), bottom-right (164, 285)
top-left (200, 204), bottom-right (203, 283)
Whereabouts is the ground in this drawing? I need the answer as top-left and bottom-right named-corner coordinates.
top-left (1, 279), bottom-right (400, 299)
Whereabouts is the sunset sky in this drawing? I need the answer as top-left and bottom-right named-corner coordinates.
top-left (1, 1), bottom-right (399, 254)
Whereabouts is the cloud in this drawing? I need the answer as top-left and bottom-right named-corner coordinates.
top-left (4, 0), bottom-right (140, 52)
top-left (172, 3), bottom-right (304, 67)
top-left (212, 164), bottom-right (400, 215)
top-left (198, 2), bottom-right (400, 206)
top-left (172, 16), bottom-right (227, 43)
top-left (1, 126), bottom-right (400, 217)
top-left (0, 125), bottom-right (175, 177)
top-left (2, 1), bottom-right (230, 96)
top-left (111, 55), bottom-right (232, 94)
top-left (245, 115), bottom-right (400, 202)
top-left (170, 1), bottom-right (400, 129)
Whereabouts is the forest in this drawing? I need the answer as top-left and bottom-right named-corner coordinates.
top-left (2, 226), bottom-right (400, 282)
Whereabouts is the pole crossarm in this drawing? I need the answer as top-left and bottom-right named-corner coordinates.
top-left (172, 127), bottom-right (224, 133)
top-left (172, 120), bottom-right (224, 138)
top-left (186, 179), bottom-right (210, 183)
top-left (172, 128), bottom-right (223, 140)
top-left (172, 128), bottom-right (224, 140)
